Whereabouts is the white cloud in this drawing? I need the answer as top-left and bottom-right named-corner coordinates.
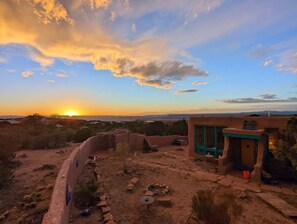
top-left (21, 71), bottom-right (33, 78)
top-left (29, 50), bottom-right (54, 67)
top-left (263, 59), bottom-right (272, 66)
top-left (47, 80), bottom-right (56, 84)
top-left (192, 81), bottom-right (208, 86)
top-left (56, 73), bottom-right (68, 78)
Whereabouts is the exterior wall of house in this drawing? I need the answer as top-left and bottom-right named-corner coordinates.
top-left (189, 116), bottom-right (290, 182)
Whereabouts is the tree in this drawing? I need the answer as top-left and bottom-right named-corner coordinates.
top-left (274, 117), bottom-right (297, 169)
top-left (145, 121), bottom-right (165, 136)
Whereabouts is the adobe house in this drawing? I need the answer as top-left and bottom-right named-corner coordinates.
top-left (188, 116), bottom-right (290, 183)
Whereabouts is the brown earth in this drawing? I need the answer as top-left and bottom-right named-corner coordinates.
top-left (0, 143), bottom-right (79, 224)
top-left (69, 147), bottom-right (297, 224)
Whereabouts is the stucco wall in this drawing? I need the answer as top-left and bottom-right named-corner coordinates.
top-left (188, 116), bottom-right (290, 159)
top-left (145, 135), bottom-right (179, 147)
top-left (42, 136), bottom-right (97, 224)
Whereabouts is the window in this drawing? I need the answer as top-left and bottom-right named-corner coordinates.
top-left (195, 126), bottom-right (226, 157)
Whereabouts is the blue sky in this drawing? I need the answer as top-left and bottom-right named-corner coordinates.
top-left (0, 0), bottom-right (296, 116)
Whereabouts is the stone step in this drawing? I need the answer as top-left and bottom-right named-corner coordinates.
top-left (256, 192), bottom-right (297, 218)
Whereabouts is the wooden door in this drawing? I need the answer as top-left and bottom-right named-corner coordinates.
top-left (241, 139), bottom-right (256, 169)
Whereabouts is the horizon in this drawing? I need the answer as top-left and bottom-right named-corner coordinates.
top-left (1, 0), bottom-right (297, 115)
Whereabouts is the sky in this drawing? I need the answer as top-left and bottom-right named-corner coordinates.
top-left (0, 0), bottom-right (297, 116)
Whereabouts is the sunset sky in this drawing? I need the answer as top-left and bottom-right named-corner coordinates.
top-left (0, 0), bottom-right (296, 116)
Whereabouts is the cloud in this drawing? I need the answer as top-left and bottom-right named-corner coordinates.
top-left (192, 81), bottom-right (208, 86)
top-left (29, 50), bottom-right (54, 67)
top-left (219, 97), bottom-right (297, 104)
top-left (56, 73), bottom-right (68, 78)
top-left (21, 71), bottom-right (33, 78)
top-left (259, 94), bottom-right (277, 99)
top-left (110, 11), bottom-right (117, 21)
top-left (250, 44), bottom-right (271, 59)
top-left (263, 59), bottom-right (272, 66)
top-left (275, 50), bottom-right (297, 74)
top-left (27, 0), bottom-right (74, 25)
top-left (131, 23), bottom-right (137, 33)
top-left (0, 57), bottom-right (7, 63)
top-left (175, 89), bottom-right (198, 95)
top-left (86, 0), bottom-right (112, 9)
top-left (47, 80), bottom-right (55, 83)
top-left (128, 60), bottom-right (208, 89)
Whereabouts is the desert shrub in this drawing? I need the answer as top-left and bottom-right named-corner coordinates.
top-left (145, 121), bottom-right (166, 136)
top-left (0, 167), bottom-right (10, 188)
top-left (166, 119), bottom-right (188, 136)
top-left (73, 127), bottom-right (93, 143)
top-left (192, 190), bottom-right (242, 224)
top-left (64, 129), bottom-right (75, 142)
top-left (33, 164), bottom-right (56, 171)
top-left (26, 131), bottom-right (68, 149)
top-left (0, 133), bottom-right (18, 164)
top-left (113, 142), bottom-right (130, 160)
top-left (74, 180), bottom-right (99, 208)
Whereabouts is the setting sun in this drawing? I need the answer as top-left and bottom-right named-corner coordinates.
top-left (64, 110), bottom-right (79, 117)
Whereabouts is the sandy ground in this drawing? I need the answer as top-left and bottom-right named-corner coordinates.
top-left (0, 143), bottom-right (79, 224)
top-left (69, 147), bottom-right (297, 224)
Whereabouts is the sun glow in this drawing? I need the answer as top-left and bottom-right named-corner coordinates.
top-left (64, 110), bottom-right (79, 117)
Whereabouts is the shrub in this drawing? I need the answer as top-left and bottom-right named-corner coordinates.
top-left (74, 180), bottom-right (99, 208)
top-left (73, 127), bottom-right (93, 143)
top-left (0, 166), bottom-right (10, 188)
top-left (270, 117), bottom-right (297, 181)
top-left (113, 142), bottom-right (130, 160)
top-left (192, 190), bottom-right (242, 224)
top-left (33, 164), bottom-right (56, 171)
top-left (0, 133), bottom-right (18, 164)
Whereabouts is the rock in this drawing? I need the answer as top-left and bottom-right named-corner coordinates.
top-left (102, 206), bottom-right (111, 214)
top-left (130, 177), bottom-right (139, 185)
top-left (17, 214), bottom-right (27, 224)
top-left (145, 190), bottom-right (154, 197)
top-left (116, 171), bottom-right (124, 175)
top-left (100, 194), bottom-right (108, 201)
top-left (127, 183), bottom-right (134, 191)
top-left (0, 215), bottom-right (6, 222)
top-left (47, 184), bottom-right (54, 190)
top-left (80, 209), bottom-right (91, 217)
top-left (157, 197), bottom-right (172, 207)
top-left (105, 221), bottom-right (117, 224)
top-left (103, 212), bottom-right (113, 222)
top-left (18, 202), bottom-right (25, 207)
top-left (24, 202), bottom-right (36, 209)
top-left (97, 200), bottom-right (108, 207)
top-left (23, 195), bottom-right (33, 203)
top-left (37, 186), bottom-right (46, 191)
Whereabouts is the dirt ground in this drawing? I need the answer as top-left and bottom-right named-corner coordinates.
top-left (0, 143), bottom-right (79, 224)
top-left (1, 144), bottom-right (296, 224)
top-left (69, 147), bottom-right (297, 224)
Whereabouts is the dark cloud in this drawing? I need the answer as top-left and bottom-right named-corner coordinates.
top-left (128, 60), bottom-right (208, 89)
top-left (175, 89), bottom-right (198, 95)
top-left (259, 94), bottom-right (277, 99)
top-left (219, 97), bottom-right (297, 104)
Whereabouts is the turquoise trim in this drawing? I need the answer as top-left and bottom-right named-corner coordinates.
top-left (223, 133), bottom-right (261, 140)
top-left (194, 125), bottom-right (226, 158)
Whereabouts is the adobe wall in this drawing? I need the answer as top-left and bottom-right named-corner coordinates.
top-left (42, 131), bottom-right (148, 224)
top-left (145, 135), bottom-right (179, 147)
top-left (188, 116), bottom-right (290, 159)
top-left (42, 135), bottom-right (99, 224)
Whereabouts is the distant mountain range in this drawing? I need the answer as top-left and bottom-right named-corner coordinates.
top-left (1, 111), bottom-right (296, 122)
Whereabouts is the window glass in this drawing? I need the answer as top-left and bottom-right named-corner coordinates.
top-left (217, 127), bottom-right (225, 149)
top-left (206, 127), bottom-right (215, 148)
top-left (196, 126), bottom-right (204, 146)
